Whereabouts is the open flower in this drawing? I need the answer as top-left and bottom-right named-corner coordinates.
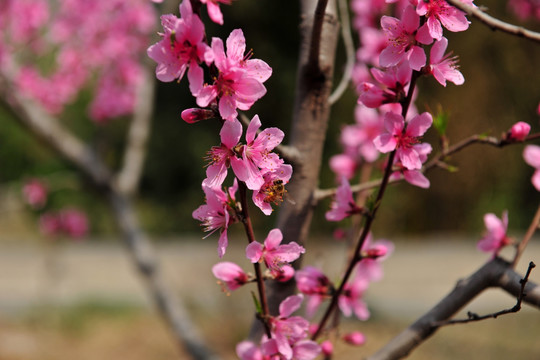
top-left (326, 177), bottom-right (363, 221)
top-left (196, 29), bottom-right (271, 121)
top-left (147, 0), bottom-right (210, 95)
top-left (373, 111), bottom-right (433, 170)
top-left (428, 37), bottom-right (464, 87)
top-left (246, 228), bottom-right (305, 276)
top-left (477, 211), bottom-right (512, 256)
top-left (379, 5), bottom-right (433, 70)
top-left (193, 181), bottom-right (238, 257)
top-left (212, 261), bottom-right (248, 291)
top-left (416, 0), bottom-right (471, 40)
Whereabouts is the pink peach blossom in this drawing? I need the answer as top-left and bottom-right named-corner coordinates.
top-left (523, 145), bottom-right (540, 191)
top-left (416, 0), bottom-right (471, 40)
top-left (379, 5), bottom-right (433, 70)
top-left (428, 37), bottom-right (464, 87)
top-left (373, 111), bottom-right (433, 170)
top-left (212, 261), bottom-right (248, 291)
top-left (246, 229), bottom-right (305, 276)
top-left (326, 177), bottom-right (363, 221)
top-left (508, 121), bottom-right (531, 141)
top-left (477, 211), bottom-right (512, 256)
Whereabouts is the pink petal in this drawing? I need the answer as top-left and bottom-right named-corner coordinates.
top-left (403, 170), bottom-right (430, 188)
top-left (524, 145), bottom-right (540, 168)
top-left (218, 229), bottom-right (229, 258)
top-left (246, 241), bottom-right (264, 263)
top-left (246, 115), bottom-right (261, 144)
top-left (430, 38), bottom-right (448, 64)
top-left (408, 46), bottom-right (426, 71)
top-left (279, 294), bottom-right (303, 318)
top-left (219, 95), bottom-right (238, 121)
top-left (373, 133), bottom-right (397, 153)
top-left (264, 228), bottom-right (283, 250)
top-left (399, 147), bottom-right (422, 170)
top-left (406, 112), bottom-right (432, 137)
top-left (292, 340), bottom-right (321, 360)
top-left (220, 118), bottom-right (242, 148)
top-left (187, 62), bottom-right (204, 96)
top-left (226, 29), bottom-right (246, 61)
top-left (196, 85), bottom-right (218, 107)
top-left (206, 1), bottom-right (224, 25)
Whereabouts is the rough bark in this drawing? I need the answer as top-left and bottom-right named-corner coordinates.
top-left (264, 0), bottom-right (340, 316)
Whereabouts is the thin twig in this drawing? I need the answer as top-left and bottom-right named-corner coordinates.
top-left (314, 132), bottom-right (540, 202)
top-left (433, 261), bottom-right (536, 327)
top-left (115, 65), bottom-right (155, 196)
top-left (512, 204), bottom-right (540, 268)
top-left (446, 0), bottom-right (540, 43)
top-left (312, 71), bottom-right (420, 340)
top-left (329, 0), bottom-right (355, 105)
top-left (367, 258), bottom-right (540, 360)
top-left (238, 180), bottom-right (272, 338)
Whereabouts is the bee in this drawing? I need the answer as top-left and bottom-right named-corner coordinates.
top-left (263, 180), bottom-right (295, 205)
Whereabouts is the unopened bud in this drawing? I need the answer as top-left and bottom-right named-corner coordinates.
top-left (507, 121), bottom-right (531, 141)
top-left (343, 331), bottom-right (366, 346)
top-left (181, 108), bottom-right (215, 123)
top-left (321, 340), bottom-right (333, 357)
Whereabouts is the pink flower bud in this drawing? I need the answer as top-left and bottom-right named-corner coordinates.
top-left (321, 340), bottom-right (333, 356)
top-left (212, 262), bottom-right (249, 291)
top-left (181, 108), bottom-right (215, 123)
top-left (343, 331), bottom-right (366, 346)
top-left (508, 121), bottom-right (531, 141)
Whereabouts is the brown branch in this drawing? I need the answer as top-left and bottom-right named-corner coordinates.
top-left (308, 0), bottom-right (330, 70)
top-left (115, 65), bottom-right (155, 196)
top-left (238, 181), bottom-right (272, 338)
top-left (446, 0), bottom-right (540, 43)
top-left (433, 261), bottom-right (535, 326)
top-left (314, 132), bottom-right (540, 202)
top-left (512, 204), bottom-right (540, 268)
top-left (367, 258), bottom-right (540, 360)
top-left (328, 0), bottom-right (355, 105)
top-left (249, 0), bottom-right (340, 338)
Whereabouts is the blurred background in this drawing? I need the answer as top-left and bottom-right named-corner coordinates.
top-left (0, 0), bottom-right (539, 359)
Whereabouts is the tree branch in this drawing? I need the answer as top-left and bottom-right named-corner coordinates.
top-left (433, 262), bottom-right (535, 326)
top-left (115, 65), bottom-right (155, 197)
top-left (328, 0), bottom-right (355, 105)
top-left (446, 0), bottom-right (540, 43)
top-left (367, 258), bottom-right (540, 360)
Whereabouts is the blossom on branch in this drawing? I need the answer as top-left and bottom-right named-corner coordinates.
top-left (246, 228), bottom-right (305, 277)
top-left (230, 115), bottom-right (284, 190)
top-left (477, 211), bottom-right (512, 256)
top-left (373, 111), bottom-right (433, 170)
top-left (193, 180), bottom-right (239, 257)
top-left (379, 5), bottom-right (433, 70)
top-left (428, 37), bottom-right (464, 87)
top-left (416, 0), bottom-right (471, 40)
top-left (197, 29), bottom-right (271, 121)
top-left (325, 177), bottom-right (363, 221)
top-left (147, 0), bottom-right (210, 96)
top-left (212, 261), bottom-right (249, 291)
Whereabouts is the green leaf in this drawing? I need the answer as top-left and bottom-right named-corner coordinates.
top-left (251, 291), bottom-right (262, 315)
top-left (433, 108), bottom-right (449, 136)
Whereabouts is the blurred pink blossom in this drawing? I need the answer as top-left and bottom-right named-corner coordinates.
top-left (22, 179), bottom-right (48, 209)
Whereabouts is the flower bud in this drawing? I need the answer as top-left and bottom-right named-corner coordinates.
top-left (508, 121), bottom-right (531, 141)
top-left (343, 331), bottom-right (366, 346)
top-left (181, 108), bottom-right (215, 123)
top-left (321, 340), bottom-right (333, 357)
